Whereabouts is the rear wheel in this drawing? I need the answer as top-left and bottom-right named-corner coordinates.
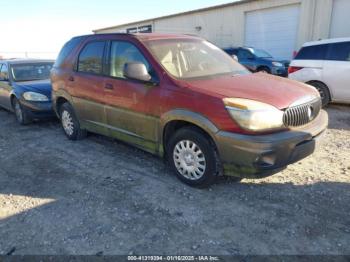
top-left (13, 98), bottom-right (31, 125)
top-left (59, 102), bottom-right (86, 140)
top-left (167, 127), bottom-right (219, 188)
top-left (308, 82), bottom-right (331, 107)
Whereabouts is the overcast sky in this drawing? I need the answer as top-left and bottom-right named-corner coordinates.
top-left (0, 0), bottom-right (235, 59)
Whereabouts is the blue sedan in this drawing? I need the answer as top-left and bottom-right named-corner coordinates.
top-left (0, 59), bottom-right (54, 124)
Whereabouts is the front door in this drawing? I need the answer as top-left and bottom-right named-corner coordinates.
top-left (237, 49), bottom-right (256, 71)
top-left (104, 40), bottom-right (160, 153)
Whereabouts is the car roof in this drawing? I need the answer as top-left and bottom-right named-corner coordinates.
top-left (1, 59), bottom-right (55, 65)
top-left (303, 37), bottom-right (350, 47)
top-left (79, 33), bottom-right (202, 42)
top-left (134, 33), bottom-right (202, 41)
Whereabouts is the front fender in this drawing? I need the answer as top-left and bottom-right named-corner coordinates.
top-left (160, 109), bottom-right (219, 148)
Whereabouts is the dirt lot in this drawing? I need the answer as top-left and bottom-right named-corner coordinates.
top-left (0, 105), bottom-right (349, 255)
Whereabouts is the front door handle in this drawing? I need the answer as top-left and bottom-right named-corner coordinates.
top-left (105, 83), bottom-right (114, 90)
top-left (68, 76), bottom-right (74, 82)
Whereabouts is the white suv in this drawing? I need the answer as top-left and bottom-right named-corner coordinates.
top-left (288, 38), bottom-right (350, 106)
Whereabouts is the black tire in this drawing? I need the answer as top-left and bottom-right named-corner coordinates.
top-left (308, 82), bottom-right (331, 107)
top-left (257, 67), bottom-right (271, 74)
top-left (12, 98), bottom-right (31, 125)
top-left (59, 102), bottom-right (86, 140)
top-left (167, 127), bottom-right (220, 188)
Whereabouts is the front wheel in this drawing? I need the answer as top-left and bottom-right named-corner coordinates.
top-left (59, 102), bottom-right (86, 140)
top-left (13, 98), bottom-right (31, 125)
top-left (167, 127), bottom-right (220, 188)
top-left (257, 67), bottom-right (271, 74)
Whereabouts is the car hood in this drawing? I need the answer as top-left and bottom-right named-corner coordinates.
top-left (183, 73), bottom-right (319, 109)
top-left (13, 79), bottom-right (52, 98)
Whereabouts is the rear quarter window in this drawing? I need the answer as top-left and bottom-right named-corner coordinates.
top-left (54, 37), bottom-right (83, 68)
top-left (295, 44), bottom-right (329, 60)
top-left (326, 42), bottom-right (350, 61)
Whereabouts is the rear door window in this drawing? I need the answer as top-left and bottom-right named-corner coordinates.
top-left (77, 41), bottom-right (106, 75)
top-left (224, 49), bottom-right (237, 55)
top-left (295, 44), bottom-right (329, 60)
top-left (326, 42), bottom-right (350, 61)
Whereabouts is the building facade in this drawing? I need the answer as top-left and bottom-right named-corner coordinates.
top-left (94, 0), bottom-right (350, 59)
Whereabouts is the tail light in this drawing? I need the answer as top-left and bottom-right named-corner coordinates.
top-left (288, 66), bottom-right (303, 74)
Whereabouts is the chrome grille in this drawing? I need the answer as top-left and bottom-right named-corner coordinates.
top-left (283, 98), bottom-right (321, 127)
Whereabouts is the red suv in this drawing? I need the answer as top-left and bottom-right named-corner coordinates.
top-left (51, 33), bottom-right (328, 187)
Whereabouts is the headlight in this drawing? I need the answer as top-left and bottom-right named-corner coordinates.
top-left (272, 62), bottom-right (283, 67)
top-left (223, 98), bottom-right (285, 132)
top-left (23, 92), bottom-right (49, 102)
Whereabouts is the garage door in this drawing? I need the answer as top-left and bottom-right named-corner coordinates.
top-left (330, 0), bottom-right (350, 38)
top-left (245, 5), bottom-right (300, 60)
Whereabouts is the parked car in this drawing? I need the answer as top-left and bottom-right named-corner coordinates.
top-left (0, 59), bottom-right (54, 124)
top-left (288, 37), bottom-right (350, 106)
top-left (51, 33), bottom-right (328, 187)
top-left (223, 47), bottom-right (289, 76)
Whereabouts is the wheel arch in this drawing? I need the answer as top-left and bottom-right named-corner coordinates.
top-left (160, 109), bottom-right (219, 156)
top-left (257, 65), bottom-right (271, 73)
top-left (53, 89), bottom-right (74, 117)
top-left (10, 94), bottom-right (18, 108)
top-left (306, 80), bottom-right (332, 101)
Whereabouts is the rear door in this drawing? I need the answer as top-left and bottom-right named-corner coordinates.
top-left (69, 40), bottom-right (109, 134)
top-left (104, 40), bottom-right (160, 153)
top-left (323, 41), bottom-right (350, 102)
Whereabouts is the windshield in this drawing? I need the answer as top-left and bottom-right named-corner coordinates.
top-left (251, 49), bottom-right (273, 58)
top-left (145, 39), bottom-right (249, 80)
top-left (11, 63), bottom-right (53, 82)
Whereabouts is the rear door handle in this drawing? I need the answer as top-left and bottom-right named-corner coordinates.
top-left (68, 76), bottom-right (74, 82)
top-left (105, 83), bottom-right (114, 90)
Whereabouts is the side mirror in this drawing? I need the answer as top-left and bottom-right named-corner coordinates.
top-left (124, 62), bottom-right (152, 82)
top-left (231, 55), bottom-right (238, 61)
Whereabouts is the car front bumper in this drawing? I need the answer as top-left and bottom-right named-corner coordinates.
top-left (214, 110), bottom-right (328, 178)
top-left (20, 100), bottom-right (55, 119)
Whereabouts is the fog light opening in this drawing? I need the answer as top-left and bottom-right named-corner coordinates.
top-left (255, 153), bottom-right (277, 168)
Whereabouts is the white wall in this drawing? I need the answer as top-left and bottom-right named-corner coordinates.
top-left (95, 0), bottom-right (345, 52)
top-left (244, 4), bottom-right (301, 59)
top-left (330, 0), bottom-right (350, 38)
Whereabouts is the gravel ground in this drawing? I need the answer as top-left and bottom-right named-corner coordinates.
top-left (0, 105), bottom-right (349, 255)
